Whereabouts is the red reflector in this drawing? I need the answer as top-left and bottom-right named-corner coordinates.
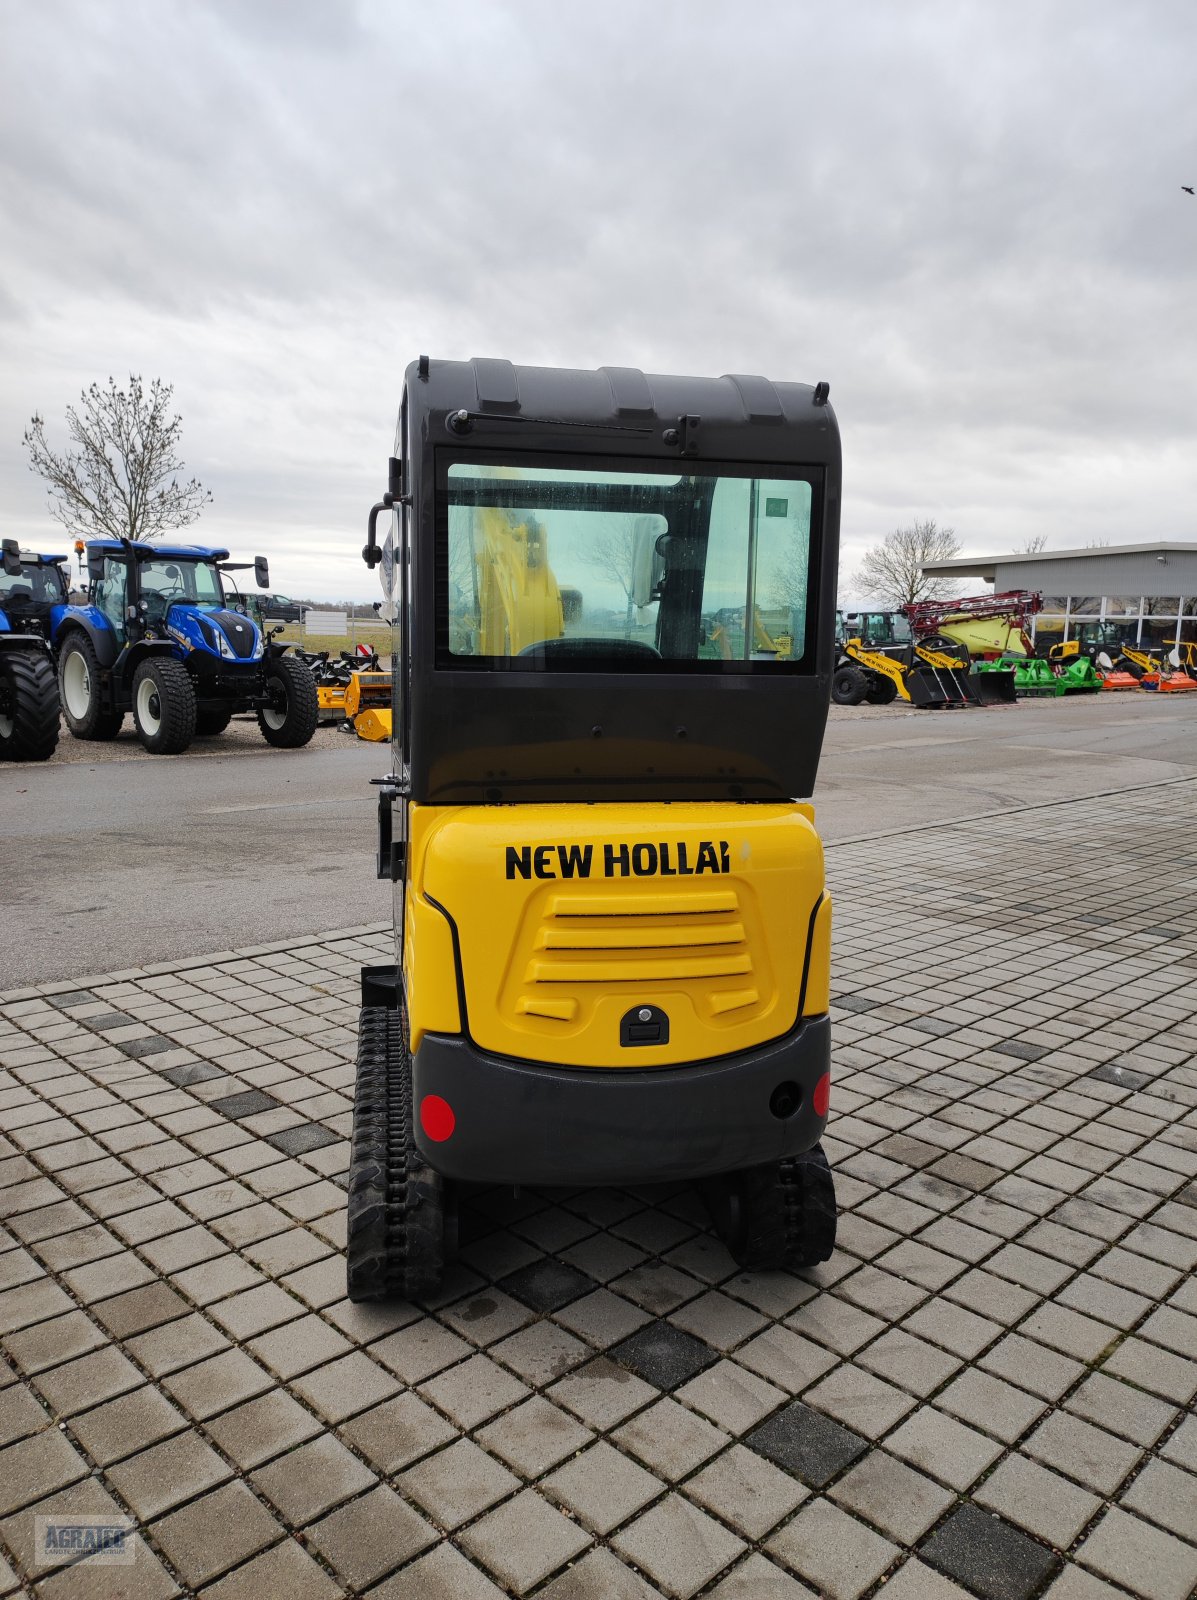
top-left (813, 1073), bottom-right (831, 1119)
top-left (420, 1094), bottom-right (456, 1142)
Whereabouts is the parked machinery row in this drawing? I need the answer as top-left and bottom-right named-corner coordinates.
top-left (833, 594), bottom-right (1197, 707)
top-left (0, 537), bottom-right (319, 760)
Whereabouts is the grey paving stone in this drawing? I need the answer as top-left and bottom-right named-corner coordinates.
top-left (1103, 1335), bottom-right (1197, 1403)
top-left (491, 1318), bottom-right (590, 1385)
top-left (150, 1478), bottom-right (282, 1588)
top-left (500, 1258), bottom-right (598, 1313)
top-left (203, 1386), bottom-right (323, 1469)
top-left (208, 1089), bottom-right (282, 1118)
top-left (686, 1442), bottom-right (809, 1540)
top-left (735, 1324), bottom-right (840, 1393)
top-left (674, 1358), bottom-right (785, 1435)
top-left (544, 1439), bottom-right (664, 1533)
top-left (979, 1331), bottom-right (1084, 1401)
top-left (460, 1487), bottom-right (593, 1594)
top-left (921, 1503), bottom-right (1060, 1600)
top-left (368, 1542), bottom-right (506, 1598)
top-left (159, 1347), bottom-right (273, 1419)
top-left (745, 1398), bottom-right (867, 1488)
top-left (104, 1427), bottom-right (232, 1520)
top-left (549, 1356), bottom-right (658, 1431)
top-left (0, 1429), bottom-right (88, 1515)
top-left (974, 1453), bottom-right (1102, 1547)
top-left (614, 1395), bottom-right (730, 1481)
top-left (250, 1432), bottom-right (376, 1524)
top-left (536, 1547), bottom-right (666, 1600)
top-left (266, 1122), bottom-right (339, 1155)
top-left (1024, 1409), bottom-right (1142, 1496)
top-left (829, 1448), bottom-right (955, 1544)
top-left (803, 1362), bottom-right (917, 1439)
top-left (199, 1538), bottom-right (342, 1600)
top-left (397, 1436), bottom-right (520, 1529)
top-left (878, 1557), bottom-right (974, 1599)
top-left (856, 1326), bottom-right (963, 1396)
top-left (1160, 1413), bottom-right (1197, 1471)
top-left (305, 1481), bottom-right (437, 1589)
top-left (768, 1496), bottom-right (898, 1600)
top-left (69, 1383), bottom-right (188, 1466)
top-left (1076, 1504), bottom-right (1197, 1600)
top-left (339, 1389), bottom-right (456, 1473)
top-left (1065, 1371), bottom-right (1177, 1446)
top-left (609, 1320), bottom-right (718, 1391)
top-left (885, 1405), bottom-right (1003, 1491)
top-left (613, 1493), bottom-right (745, 1599)
top-left (418, 1350), bottom-right (530, 1428)
top-left (369, 1314), bottom-right (472, 1382)
top-left (935, 1367), bottom-right (1047, 1443)
top-left (1120, 1456), bottom-right (1197, 1541)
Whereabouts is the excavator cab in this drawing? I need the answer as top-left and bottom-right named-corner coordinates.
top-left (348, 357), bottom-right (841, 1299)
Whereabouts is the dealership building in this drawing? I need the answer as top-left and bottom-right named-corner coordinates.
top-left (922, 541), bottom-right (1197, 650)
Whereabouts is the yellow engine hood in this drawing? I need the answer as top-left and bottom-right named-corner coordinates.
top-left (406, 801), bottom-right (828, 1068)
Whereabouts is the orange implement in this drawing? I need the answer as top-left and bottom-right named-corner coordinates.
top-left (1099, 670), bottom-right (1143, 690)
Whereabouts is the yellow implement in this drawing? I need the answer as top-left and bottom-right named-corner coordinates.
top-left (344, 670), bottom-right (393, 741)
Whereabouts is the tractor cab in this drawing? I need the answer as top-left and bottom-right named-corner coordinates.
top-left (348, 358), bottom-right (842, 1300)
top-left (0, 546), bottom-right (70, 642)
top-left (83, 541), bottom-right (268, 659)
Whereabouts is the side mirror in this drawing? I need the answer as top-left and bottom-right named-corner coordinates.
top-left (87, 550), bottom-right (105, 583)
top-left (1, 539), bottom-right (21, 578)
top-left (255, 556), bottom-right (269, 588)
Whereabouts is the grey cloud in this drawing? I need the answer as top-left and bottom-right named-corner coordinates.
top-left (2, 0), bottom-right (1196, 600)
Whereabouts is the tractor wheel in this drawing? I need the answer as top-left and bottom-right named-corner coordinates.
top-left (0, 650), bottom-right (60, 762)
top-left (865, 678), bottom-right (899, 705)
top-left (132, 658), bottom-right (196, 754)
top-left (702, 1144), bottom-right (837, 1271)
top-left (257, 656), bottom-right (318, 748)
top-left (195, 705), bottom-right (233, 736)
top-left (346, 1004), bottom-right (448, 1302)
top-left (58, 635), bottom-right (124, 740)
top-left (832, 665), bottom-right (869, 706)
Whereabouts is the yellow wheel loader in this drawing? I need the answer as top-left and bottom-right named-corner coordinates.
top-left (347, 357), bottom-right (840, 1299)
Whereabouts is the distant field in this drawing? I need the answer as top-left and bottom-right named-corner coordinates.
top-left (269, 623), bottom-right (393, 660)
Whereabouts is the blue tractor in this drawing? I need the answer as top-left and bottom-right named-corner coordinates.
top-left (0, 539), bottom-right (65, 762)
top-left (54, 539), bottom-right (319, 755)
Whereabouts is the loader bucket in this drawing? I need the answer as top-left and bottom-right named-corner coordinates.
top-left (906, 666), bottom-right (978, 708)
top-left (969, 664), bottom-right (1017, 704)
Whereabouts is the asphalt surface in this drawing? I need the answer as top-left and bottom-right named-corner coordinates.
top-left (3, 693), bottom-right (1196, 987)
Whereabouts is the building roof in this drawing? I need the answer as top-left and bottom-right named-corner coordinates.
top-left (923, 541), bottom-right (1197, 580)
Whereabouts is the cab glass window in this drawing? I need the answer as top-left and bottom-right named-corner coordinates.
top-left (139, 560), bottom-right (223, 612)
top-left (440, 459), bottom-right (818, 670)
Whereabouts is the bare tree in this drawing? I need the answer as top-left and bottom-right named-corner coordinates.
top-left (1016, 534), bottom-right (1049, 552)
top-left (852, 519), bottom-right (962, 607)
top-left (23, 375), bottom-right (212, 542)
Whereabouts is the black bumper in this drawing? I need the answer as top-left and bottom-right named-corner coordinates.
top-left (410, 1017), bottom-right (831, 1187)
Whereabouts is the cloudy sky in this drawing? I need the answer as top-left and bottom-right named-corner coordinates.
top-left (1, 0), bottom-right (1194, 603)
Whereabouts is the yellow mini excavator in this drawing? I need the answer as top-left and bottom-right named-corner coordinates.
top-left (347, 357), bottom-right (840, 1298)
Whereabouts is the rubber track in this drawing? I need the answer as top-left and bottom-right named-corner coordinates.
top-left (346, 1004), bottom-right (444, 1301)
top-left (728, 1144), bottom-right (838, 1271)
top-left (0, 649), bottom-right (59, 761)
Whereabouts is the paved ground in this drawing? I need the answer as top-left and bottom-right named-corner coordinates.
top-left (1, 780), bottom-right (1195, 1598)
top-left (6, 693), bottom-right (1197, 987)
